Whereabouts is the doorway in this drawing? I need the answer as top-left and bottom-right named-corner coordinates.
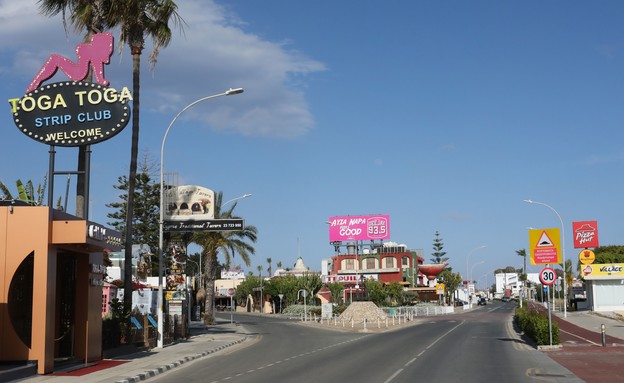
top-left (55, 253), bottom-right (77, 359)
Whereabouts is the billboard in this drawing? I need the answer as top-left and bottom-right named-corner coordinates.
top-left (528, 228), bottom-right (561, 265)
top-left (328, 214), bottom-right (390, 242)
top-left (8, 32), bottom-right (132, 147)
top-left (572, 221), bottom-right (599, 249)
top-left (164, 185), bottom-right (214, 221)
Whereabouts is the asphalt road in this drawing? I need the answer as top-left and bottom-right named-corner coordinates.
top-left (151, 302), bottom-right (583, 383)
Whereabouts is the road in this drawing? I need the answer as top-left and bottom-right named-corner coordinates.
top-left (152, 301), bottom-right (582, 383)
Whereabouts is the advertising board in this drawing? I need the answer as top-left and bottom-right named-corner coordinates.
top-left (328, 214), bottom-right (390, 242)
top-left (164, 185), bottom-right (215, 221)
top-left (572, 220), bottom-right (599, 249)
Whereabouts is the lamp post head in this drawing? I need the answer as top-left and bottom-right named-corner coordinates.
top-left (226, 88), bottom-right (244, 95)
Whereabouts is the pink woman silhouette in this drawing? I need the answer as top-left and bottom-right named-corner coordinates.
top-left (26, 32), bottom-right (114, 93)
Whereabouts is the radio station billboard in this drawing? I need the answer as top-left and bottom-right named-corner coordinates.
top-left (328, 214), bottom-right (390, 242)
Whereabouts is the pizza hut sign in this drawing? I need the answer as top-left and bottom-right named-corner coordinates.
top-left (572, 221), bottom-right (599, 249)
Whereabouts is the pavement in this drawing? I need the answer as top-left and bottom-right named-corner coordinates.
top-left (5, 320), bottom-right (251, 383)
top-left (3, 304), bottom-right (624, 383)
top-left (530, 303), bottom-right (624, 383)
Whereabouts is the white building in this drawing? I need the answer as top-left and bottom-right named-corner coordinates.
top-left (495, 273), bottom-right (519, 298)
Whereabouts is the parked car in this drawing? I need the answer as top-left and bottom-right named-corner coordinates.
top-left (478, 297), bottom-right (487, 306)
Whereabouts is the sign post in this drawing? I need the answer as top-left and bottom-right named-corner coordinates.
top-left (227, 288), bottom-right (235, 324)
top-left (539, 267), bottom-right (556, 346)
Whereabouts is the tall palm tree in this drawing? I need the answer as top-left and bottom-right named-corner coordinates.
top-left (266, 257), bottom-right (272, 277)
top-left (192, 191), bottom-right (257, 324)
top-left (516, 248), bottom-right (527, 279)
top-left (39, 0), bottom-right (183, 338)
top-left (105, 0), bottom-right (183, 326)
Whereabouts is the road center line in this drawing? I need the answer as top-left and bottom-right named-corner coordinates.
top-left (384, 321), bottom-right (465, 383)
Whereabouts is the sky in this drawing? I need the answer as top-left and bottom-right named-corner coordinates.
top-left (2, 1), bottom-right (624, 288)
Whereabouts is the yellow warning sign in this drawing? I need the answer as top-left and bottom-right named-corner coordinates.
top-left (529, 228), bottom-right (561, 265)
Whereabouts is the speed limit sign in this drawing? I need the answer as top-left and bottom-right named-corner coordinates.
top-left (539, 267), bottom-right (556, 285)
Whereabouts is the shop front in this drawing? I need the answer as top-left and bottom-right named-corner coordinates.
top-left (0, 203), bottom-right (121, 374)
top-left (582, 263), bottom-right (624, 312)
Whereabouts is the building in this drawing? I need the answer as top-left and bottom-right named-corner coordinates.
top-left (0, 203), bottom-right (121, 374)
top-left (582, 263), bottom-right (624, 312)
top-left (323, 242), bottom-right (441, 302)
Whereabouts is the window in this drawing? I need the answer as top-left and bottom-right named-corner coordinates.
top-left (344, 258), bottom-right (355, 270)
top-left (402, 256), bottom-right (410, 267)
top-left (384, 257), bottom-right (395, 268)
top-left (365, 258), bottom-right (376, 269)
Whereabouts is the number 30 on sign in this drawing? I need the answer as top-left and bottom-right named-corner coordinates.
top-left (539, 267), bottom-right (556, 285)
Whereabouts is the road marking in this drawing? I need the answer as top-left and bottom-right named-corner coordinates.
top-left (383, 321), bottom-right (464, 383)
top-left (559, 328), bottom-right (600, 346)
top-left (205, 334), bottom-right (370, 382)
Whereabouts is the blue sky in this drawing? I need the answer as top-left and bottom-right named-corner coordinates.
top-left (2, 1), bottom-right (623, 287)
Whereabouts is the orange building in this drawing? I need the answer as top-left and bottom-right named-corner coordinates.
top-left (0, 202), bottom-right (121, 374)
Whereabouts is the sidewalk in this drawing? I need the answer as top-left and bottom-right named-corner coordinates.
top-left (530, 303), bottom-right (624, 383)
top-left (8, 320), bottom-right (250, 383)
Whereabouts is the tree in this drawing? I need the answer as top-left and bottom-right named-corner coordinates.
top-left (104, 0), bottom-right (183, 339)
top-left (327, 282), bottom-right (345, 305)
top-left (38, 0), bottom-right (182, 339)
top-left (0, 178), bottom-right (47, 205)
top-left (266, 258), bottom-right (272, 277)
top-left (594, 246), bottom-right (624, 263)
top-left (365, 279), bottom-right (386, 306)
top-left (430, 231), bottom-right (448, 264)
top-left (438, 269), bottom-right (462, 305)
top-left (516, 248), bottom-right (527, 284)
top-left (385, 282), bottom-right (404, 306)
top-left (192, 191), bottom-right (257, 323)
top-left (106, 155), bottom-right (160, 266)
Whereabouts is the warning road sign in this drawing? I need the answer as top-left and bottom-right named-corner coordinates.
top-left (529, 228), bottom-right (561, 265)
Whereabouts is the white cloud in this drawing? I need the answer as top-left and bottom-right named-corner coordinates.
top-left (1, 0), bottom-right (326, 138)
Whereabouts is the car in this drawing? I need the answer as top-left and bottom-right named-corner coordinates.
top-left (477, 297), bottom-right (487, 306)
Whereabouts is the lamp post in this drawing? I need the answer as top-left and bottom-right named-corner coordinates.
top-left (158, 88), bottom-right (244, 348)
top-left (466, 245), bottom-right (486, 284)
top-left (470, 260), bottom-right (485, 300)
top-left (223, 193), bottom-right (252, 207)
top-left (524, 199), bottom-right (567, 318)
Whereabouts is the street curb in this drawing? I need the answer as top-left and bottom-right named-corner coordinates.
top-left (113, 336), bottom-right (248, 383)
top-left (537, 344), bottom-right (563, 351)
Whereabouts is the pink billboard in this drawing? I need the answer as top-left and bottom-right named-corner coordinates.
top-left (328, 214), bottom-right (390, 242)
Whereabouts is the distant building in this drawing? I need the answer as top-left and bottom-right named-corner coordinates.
top-left (322, 242), bottom-right (438, 302)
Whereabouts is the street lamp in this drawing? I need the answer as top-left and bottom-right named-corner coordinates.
top-left (157, 88), bottom-right (244, 348)
top-left (524, 199), bottom-right (567, 318)
top-left (466, 245), bottom-right (486, 283)
top-left (223, 193), bottom-right (252, 207)
top-left (470, 260), bottom-right (485, 288)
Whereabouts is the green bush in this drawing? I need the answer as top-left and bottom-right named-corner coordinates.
top-left (514, 306), bottom-right (559, 345)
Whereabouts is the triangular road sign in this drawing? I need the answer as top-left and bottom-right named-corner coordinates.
top-left (536, 231), bottom-right (554, 247)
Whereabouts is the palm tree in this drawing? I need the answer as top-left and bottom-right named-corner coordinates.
top-left (39, 0), bottom-right (183, 338)
top-left (192, 191), bottom-right (257, 324)
top-left (104, 0), bottom-right (183, 328)
top-left (266, 258), bottom-right (272, 277)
